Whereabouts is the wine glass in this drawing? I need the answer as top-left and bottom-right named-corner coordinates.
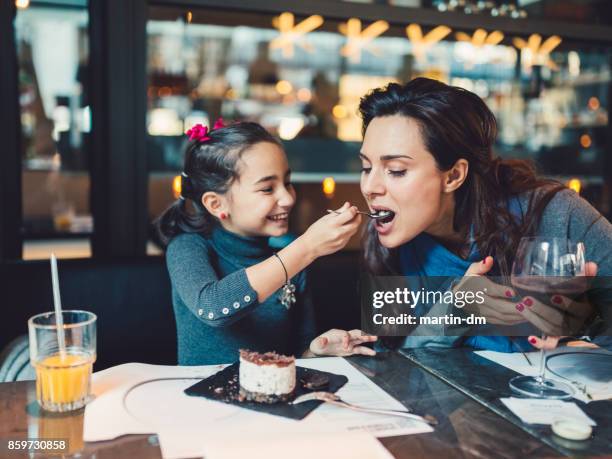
top-left (509, 237), bottom-right (587, 399)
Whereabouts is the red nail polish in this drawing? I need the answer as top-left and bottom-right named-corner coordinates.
top-left (482, 258), bottom-right (486, 265)
top-left (516, 303), bottom-right (525, 312)
top-left (505, 290), bottom-right (513, 298)
top-left (552, 295), bottom-right (562, 305)
top-left (524, 298), bottom-right (533, 307)
top-left (529, 337), bottom-right (537, 344)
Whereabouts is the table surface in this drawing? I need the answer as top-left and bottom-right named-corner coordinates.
top-left (0, 351), bottom-right (570, 459)
top-left (401, 348), bottom-right (612, 457)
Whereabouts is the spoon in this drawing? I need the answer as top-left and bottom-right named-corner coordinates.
top-left (291, 391), bottom-right (438, 426)
top-left (326, 209), bottom-right (393, 220)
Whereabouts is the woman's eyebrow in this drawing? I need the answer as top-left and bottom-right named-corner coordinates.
top-left (380, 154), bottom-right (413, 161)
top-left (359, 152), bottom-right (413, 161)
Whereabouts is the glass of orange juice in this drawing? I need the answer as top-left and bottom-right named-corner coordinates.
top-left (28, 310), bottom-right (97, 412)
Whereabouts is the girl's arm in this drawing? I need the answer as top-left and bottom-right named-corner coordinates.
top-left (246, 203), bottom-right (361, 303)
top-left (166, 204), bottom-right (360, 328)
top-left (167, 233), bottom-right (259, 328)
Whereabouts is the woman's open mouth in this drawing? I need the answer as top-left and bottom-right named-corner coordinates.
top-left (372, 207), bottom-right (396, 234)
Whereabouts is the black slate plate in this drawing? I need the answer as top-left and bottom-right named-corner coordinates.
top-left (184, 363), bottom-right (348, 420)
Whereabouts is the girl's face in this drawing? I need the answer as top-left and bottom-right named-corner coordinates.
top-left (222, 142), bottom-right (296, 238)
top-left (360, 115), bottom-right (455, 248)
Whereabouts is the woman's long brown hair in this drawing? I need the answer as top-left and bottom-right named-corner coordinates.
top-left (359, 78), bottom-right (566, 277)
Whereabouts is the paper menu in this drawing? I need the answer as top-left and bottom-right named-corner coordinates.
top-left (500, 398), bottom-right (596, 426)
top-left (298, 357), bottom-right (434, 437)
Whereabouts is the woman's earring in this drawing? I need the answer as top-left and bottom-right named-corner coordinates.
top-left (220, 212), bottom-right (227, 220)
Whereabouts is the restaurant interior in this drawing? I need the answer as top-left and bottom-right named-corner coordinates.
top-left (0, 0), bottom-right (611, 458)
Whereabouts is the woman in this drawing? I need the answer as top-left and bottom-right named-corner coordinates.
top-left (358, 78), bottom-right (612, 352)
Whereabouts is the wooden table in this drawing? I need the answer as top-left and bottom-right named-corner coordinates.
top-left (0, 352), bottom-right (563, 458)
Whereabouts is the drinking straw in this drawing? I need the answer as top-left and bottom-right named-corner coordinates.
top-left (50, 253), bottom-right (66, 355)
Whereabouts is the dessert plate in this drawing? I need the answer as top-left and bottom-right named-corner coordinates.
top-left (184, 363), bottom-right (348, 420)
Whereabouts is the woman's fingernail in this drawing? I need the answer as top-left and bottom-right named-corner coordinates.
top-left (523, 297), bottom-right (533, 307)
top-left (516, 303), bottom-right (525, 312)
top-left (505, 290), bottom-right (514, 298)
top-left (482, 258), bottom-right (486, 265)
top-left (529, 337), bottom-right (537, 344)
top-left (552, 295), bottom-right (563, 305)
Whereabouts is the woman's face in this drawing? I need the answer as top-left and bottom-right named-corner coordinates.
top-left (360, 115), bottom-right (452, 248)
top-left (222, 142), bottom-right (296, 237)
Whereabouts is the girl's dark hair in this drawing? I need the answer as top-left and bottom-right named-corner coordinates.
top-left (155, 122), bottom-right (281, 245)
top-left (359, 78), bottom-right (565, 277)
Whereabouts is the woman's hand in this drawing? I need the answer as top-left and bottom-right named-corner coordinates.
top-left (458, 257), bottom-right (597, 350)
top-left (453, 256), bottom-right (524, 325)
top-left (298, 202), bottom-right (362, 260)
top-left (526, 336), bottom-right (563, 350)
top-left (522, 262), bottom-right (598, 348)
top-left (308, 329), bottom-right (377, 357)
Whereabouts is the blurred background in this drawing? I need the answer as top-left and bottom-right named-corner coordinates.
top-left (2, 0), bottom-right (611, 260)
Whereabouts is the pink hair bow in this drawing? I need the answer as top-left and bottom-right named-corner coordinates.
top-left (185, 118), bottom-right (225, 142)
top-left (213, 117), bottom-right (225, 130)
top-left (185, 124), bottom-right (210, 142)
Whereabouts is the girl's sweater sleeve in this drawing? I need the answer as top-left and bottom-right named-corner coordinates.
top-left (166, 233), bottom-right (259, 328)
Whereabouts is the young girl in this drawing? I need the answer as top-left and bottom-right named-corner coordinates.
top-left (157, 120), bottom-right (376, 365)
top-left (357, 78), bottom-right (612, 352)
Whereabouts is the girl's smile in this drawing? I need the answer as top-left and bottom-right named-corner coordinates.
top-left (267, 212), bottom-right (290, 223)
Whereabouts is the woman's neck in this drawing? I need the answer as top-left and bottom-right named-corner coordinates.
top-left (425, 198), bottom-right (470, 259)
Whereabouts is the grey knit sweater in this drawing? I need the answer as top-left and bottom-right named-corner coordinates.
top-left (166, 226), bottom-right (315, 365)
top-left (400, 188), bottom-right (612, 350)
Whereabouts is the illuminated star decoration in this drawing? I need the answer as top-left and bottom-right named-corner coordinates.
top-left (270, 12), bottom-right (324, 59)
top-left (406, 24), bottom-right (452, 62)
top-left (512, 34), bottom-right (562, 71)
top-left (455, 29), bottom-right (504, 68)
top-left (339, 18), bottom-right (389, 63)
top-left (455, 29), bottom-right (504, 47)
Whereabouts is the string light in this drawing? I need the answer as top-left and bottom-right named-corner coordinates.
top-left (567, 178), bottom-right (581, 194)
top-left (322, 177), bottom-right (336, 198)
top-left (588, 97), bottom-right (600, 111)
top-left (332, 105), bottom-right (348, 119)
top-left (434, 1), bottom-right (527, 18)
top-left (580, 134), bottom-right (592, 149)
top-left (296, 88), bottom-right (312, 102)
top-left (173, 175), bottom-right (182, 200)
top-left (276, 80), bottom-right (293, 95)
